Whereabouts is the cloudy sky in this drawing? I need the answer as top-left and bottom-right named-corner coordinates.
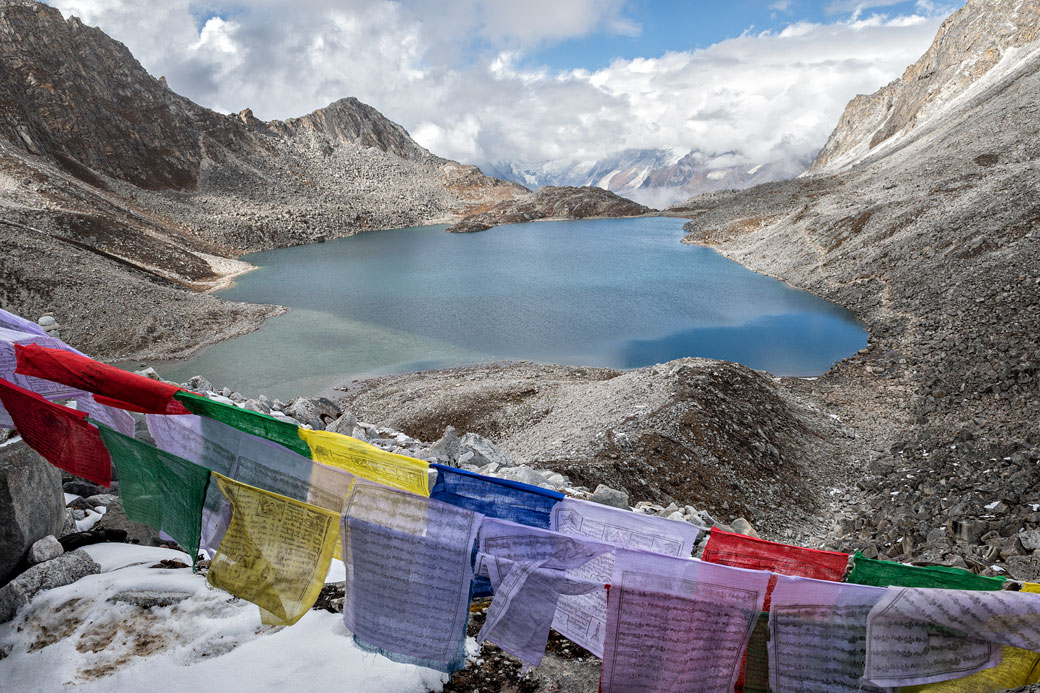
top-left (46, 1), bottom-right (960, 168)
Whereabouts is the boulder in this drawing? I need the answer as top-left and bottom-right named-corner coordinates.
top-left (63, 479), bottom-right (107, 498)
top-left (325, 412), bottom-right (361, 437)
top-left (0, 439), bottom-right (65, 584)
top-left (28, 535), bottom-right (63, 565)
top-left (458, 432), bottom-right (513, 468)
top-left (0, 549), bottom-right (100, 623)
top-left (285, 397), bottom-right (341, 429)
top-left (589, 484), bottom-right (630, 510)
top-left (84, 493), bottom-right (119, 509)
top-left (94, 497), bottom-right (159, 547)
top-left (731, 517), bottom-right (760, 538)
top-left (183, 375), bottom-right (215, 394)
top-left (428, 426), bottom-right (461, 465)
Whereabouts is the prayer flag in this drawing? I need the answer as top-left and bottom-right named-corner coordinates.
top-left (0, 377), bottom-right (111, 486)
top-left (95, 424), bottom-right (209, 564)
top-left (476, 518), bottom-right (612, 666)
top-left (767, 575), bottom-right (887, 692)
top-left (341, 482), bottom-right (479, 672)
top-left (900, 583), bottom-right (1040, 692)
top-left (602, 549), bottom-right (769, 693)
top-left (16, 342), bottom-right (188, 414)
top-left (864, 587), bottom-right (1040, 688)
top-left (300, 427), bottom-right (429, 496)
top-left (0, 308), bottom-right (48, 337)
top-left (548, 498), bottom-right (702, 657)
top-left (430, 463), bottom-right (562, 528)
top-left (173, 391), bottom-right (311, 457)
top-left (703, 528), bottom-right (850, 582)
top-left (846, 551), bottom-right (1006, 590)
top-left (208, 473), bottom-right (339, 626)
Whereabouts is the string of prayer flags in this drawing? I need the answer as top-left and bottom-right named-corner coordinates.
top-left (430, 462), bottom-right (563, 528)
top-left (0, 327), bottom-right (85, 427)
top-left (548, 498), bottom-right (702, 657)
top-left (207, 473), bottom-right (339, 627)
top-left (766, 574), bottom-right (887, 692)
top-left (300, 427), bottom-right (430, 496)
top-left (0, 377), bottom-right (112, 486)
top-left (16, 342), bottom-right (189, 414)
top-left (94, 423), bottom-right (209, 564)
top-left (341, 482), bottom-right (480, 673)
top-left (846, 551), bottom-right (1006, 590)
top-left (900, 582), bottom-right (1040, 692)
top-left (476, 518), bottom-right (613, 666)
top-left (863, 587), bottom-right (1040, 688)
top-left (173, 390), bottom-right (311, 457)
top-left (0, 326), bottom-right (133, 435)
top-left (601, 549), bottom-right (769, 693)
top-left (148, 412), bottom-right (356, 558)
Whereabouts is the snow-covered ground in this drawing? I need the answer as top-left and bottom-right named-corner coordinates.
top-left (0, 544), bottom-right (450, 692)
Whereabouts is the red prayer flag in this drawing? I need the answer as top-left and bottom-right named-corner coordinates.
top-left (15, 343), bottom-right (189, 415)
top-left (701, 528), bottom-right (850, 582)
top-left (0, 377), bottom-right (112, 486)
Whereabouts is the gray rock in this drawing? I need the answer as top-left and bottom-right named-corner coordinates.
top-left (37, 315), bottom-right (56, 328)
top-left (589, 484), bottom-right (630, 510)
top-left (135, 367), bottom-right (160, 380)
top-left (0, 439), bottom-right (65, 584)
top-left (0, 550), bottom-right (100, 623)
top-left (325, 412), bottom-right (359, 437)
top-left (243, 399), bottom-right (271, 415)
top-left (458, 432), bottom-right (513, 468)
top-left (657, 502), bottom-right (680, 517)
top-left (731, 518), bottom-right (760, 538)
top-left (84, 493), bottom-right (119, 509)
top-left (28, 535), bottom-right (63, 565)
top-left (501, 466), bottom-right (548, 487)
top-left (428, 426), bottom-right (461, 465)
top-left (183, 375), bottom-right (214, 393)
top-left (59, 508), bottom-right (76, 537)
top-left (1018, 529), bottom-right (1040, 552)
top-left (285, 397), bottom-right (341, 429)
top-left (94, 497), bottom-right (160, 547)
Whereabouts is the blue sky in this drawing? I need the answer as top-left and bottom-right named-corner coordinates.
top-left (498, 1), bottom-right (956, 71)
top-left (48, 0), bottom-right (959, 174)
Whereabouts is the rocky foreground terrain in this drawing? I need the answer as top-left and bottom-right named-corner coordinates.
top-left (445, 185), bottom-right (652, 232)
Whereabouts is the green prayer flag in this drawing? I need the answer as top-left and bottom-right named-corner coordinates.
top-left (846, 551), bottom-right (1006, 590)
top-left (95, 423), bottom-right (211, 565)
top-left (174, 391), bottom-right (312, 459)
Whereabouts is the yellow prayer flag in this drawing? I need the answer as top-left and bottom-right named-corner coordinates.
top-left (298, 428), bottom-right (430, 497)
top-left (207, 473), bottom-right (339, 626)
top-left (901, 583), bottom-right (1040, 692)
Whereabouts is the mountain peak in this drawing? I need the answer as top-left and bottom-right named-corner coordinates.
top-left (809, 0), bottom-right (1040, 174)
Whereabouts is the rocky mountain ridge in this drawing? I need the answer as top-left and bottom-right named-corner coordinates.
top-left (809, 0), bottom-right (1040, 173)
top-left (672, 0), bottom-right (1040, 576)
top-left (0, 0), bottom-right (526, 359)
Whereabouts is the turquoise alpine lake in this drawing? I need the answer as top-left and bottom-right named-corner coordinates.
top-left (154, 217), bottom-right (868, 400)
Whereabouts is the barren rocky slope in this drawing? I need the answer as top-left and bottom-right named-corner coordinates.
top-left (672, 0), bottom-right (1040, 576)
top-left (445, 185), bottom-right (652, 232)
top-left (0, 0), bottom-right (525, 359)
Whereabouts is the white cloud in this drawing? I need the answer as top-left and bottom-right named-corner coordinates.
top-left (45, 1), bottom-right (948, 172)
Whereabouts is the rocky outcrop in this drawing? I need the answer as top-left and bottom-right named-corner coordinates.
top-left (0, 0), bottom-right (524, 360)
top-left (809, 0), bottom-right (1040, 173)
top-left (446, 185), bottom-right (651, 232)
top-left (0, 438), bottom-right (65, 584)
top-left (335, 359), bottom-right (854, 539)
top-left (671, 0), bottom-right (1040, 575)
